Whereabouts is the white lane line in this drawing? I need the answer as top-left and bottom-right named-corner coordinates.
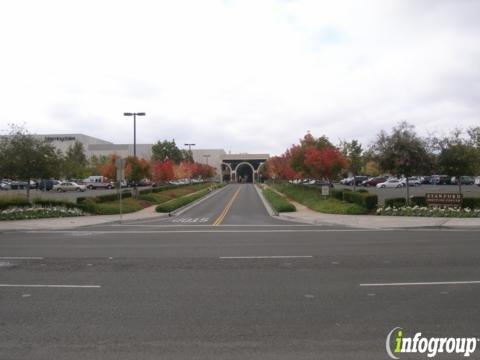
top-left (0, 257), bottom-right (44, 260)
top-left (219, 255), bottom-right (313, 259)
top-left (360, 281), bottom-right (480, 287)
top-left (0, 284), bottom-right (101, 288)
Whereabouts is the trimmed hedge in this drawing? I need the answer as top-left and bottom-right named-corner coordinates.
top-left (384, 197), bottom-right (407, 208)
top-left (32, 198), bottom-right (80, 209)
top-left (410, 196), bottom-right (427, 207)
top-left (463, 197), bottom-right (480, 209)
top-left (77, 191), bottom-right (132, 204)
top-left (343, 191), bottom-right (378, 211)
top-left (356, 189), bottom-right (369, 193)
top-left (0, 196), bottom-right (31, 210)
top-left (330, 189), bottom-right (344, 200)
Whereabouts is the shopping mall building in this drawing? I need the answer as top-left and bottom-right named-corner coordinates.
top-left (34, 134), bottom-right (269, 183)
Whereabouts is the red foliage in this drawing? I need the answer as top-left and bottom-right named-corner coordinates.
top-left (266, 155), bottom-right (297, 180)
top-left (304, 147), bottom-right (348, 181)
top-left (151, 160), bottom-right (175, 183)
top-left (99, 154), bottom-right (119, 180)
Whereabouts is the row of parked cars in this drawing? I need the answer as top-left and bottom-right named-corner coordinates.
top-left (340, 175), bottom-right (480, 188)
top-left (0, 176), bottom-right (159, 192)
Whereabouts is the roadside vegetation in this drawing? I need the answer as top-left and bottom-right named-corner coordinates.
top-left (261, 188), bottom-right (296, 212)
top-left (0, 183), bottom-right (224, 219)
top-left (155, 185), bottom-right (223, 213)
top-left (271, 183), bottom-right (373, 215)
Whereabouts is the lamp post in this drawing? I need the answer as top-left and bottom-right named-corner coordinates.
top-left (184, 143), bottom-right (195, 152)
top-left (203, 154), bottom-right (211, 165)
top-left (123, 112), bottom-right (146, 158)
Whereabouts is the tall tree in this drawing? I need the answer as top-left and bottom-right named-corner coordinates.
top-left (0, 126), bottom-right (60, 201)
top-left (125, 156), bottom-right (150, 185)
top-left (340, 139), bottom-right (364, 190)
top-left (151, 160), bottom-right (175, 183)
top-left (438, 143), bottom-right (478, 195)
top-left (151, 139), bottom-right (183, 164)
top-left (370, 121), bottom-right (430, 204)
top-left (62, 141), bottom-right (88, 179)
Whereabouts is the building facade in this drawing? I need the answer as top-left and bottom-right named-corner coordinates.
top-left (33, 134), bottom-right (269, 182)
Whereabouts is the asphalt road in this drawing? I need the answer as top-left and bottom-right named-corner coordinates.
top-left (1, 183), bottom-right (480, 359)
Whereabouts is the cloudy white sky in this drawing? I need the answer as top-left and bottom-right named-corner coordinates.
top-left (1, 0), bottom-right (479, 154)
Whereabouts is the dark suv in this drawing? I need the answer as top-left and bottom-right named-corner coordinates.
top-left (38, 180), bottom-right (60, 191)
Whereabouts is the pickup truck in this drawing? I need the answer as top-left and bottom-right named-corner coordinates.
top-left (83, 176), bottom-right (114, 190)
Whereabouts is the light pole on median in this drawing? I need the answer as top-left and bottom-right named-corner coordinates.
top-left (123, 112), bottom-right (146, 158)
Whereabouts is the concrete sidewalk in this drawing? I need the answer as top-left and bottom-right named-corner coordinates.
top-left (0, 205), bottom-right (168, 231)
top-left (278, 199), bottom-right (480, 229)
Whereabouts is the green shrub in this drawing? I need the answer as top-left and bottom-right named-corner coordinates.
top-left (77, 191), bottom-right (132, 204)
top-left (0, 196), bottom-right (31, 210)
top-left (330, 189), bottom-right (344, 200)
top-left (343, 191), bottom-right (378, 211)
top-left (262, 188), bottom-right (296, 212)
top-left (32, 198), bottom-right (79, 209)
top-left (356, 189), bottom-right (368, 193)
top-left (463, 197), bottom-right (480, 209)
top-left (384, 197), bottom-right (406, 208)
top-left (410, 196), bottom-right (427, 207)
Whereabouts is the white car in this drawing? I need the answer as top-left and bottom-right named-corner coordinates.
top-left (376, 179), bottom-right (405, 188)
top-left (401, 177), bottom-right (422, 187)
top-left (475, 177), bottom-right (480, 186)
top-left (53, 181), bottom-right (87, 192)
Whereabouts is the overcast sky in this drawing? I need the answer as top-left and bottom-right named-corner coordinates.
top-left (1, 0), bottom-right (479, 154)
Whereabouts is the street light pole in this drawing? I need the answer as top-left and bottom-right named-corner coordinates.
top-left (184, 143), bottom-right (196, 152)
top-left (123, 112), bottom-right (146, 158)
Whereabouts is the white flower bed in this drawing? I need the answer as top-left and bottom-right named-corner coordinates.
top-left (0, 206), bottom-right (85, 220)
top-left (376, 205), bottom-right (480, 218)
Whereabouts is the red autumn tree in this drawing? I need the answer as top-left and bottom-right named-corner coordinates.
top-left (266, 155), bottom-right (297, 180)
top-left (151, 160), bottom-right (175, 183)
top-left (304, 147), bottom-right (349, 181)
top-left (99, 154), bottom-right (119, 180)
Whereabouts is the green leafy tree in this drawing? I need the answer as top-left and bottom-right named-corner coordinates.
top-left (0, 125), bottom-right (61, 201)
top-left (370, 121), bottom-right (430, 204)
top-left (438, 143), bottom-right (478, 195)
top-left (62, 141), bottom-right (88, 179)
top-left (151, 139), bottom-right (183, 164)
top-left (340, 139), bottom-right (364, 190)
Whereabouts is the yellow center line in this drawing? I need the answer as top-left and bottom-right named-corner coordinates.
top-left (213, 186), bottom-right (242, 226)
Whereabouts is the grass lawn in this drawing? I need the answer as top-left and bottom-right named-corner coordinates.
top-left (262, 188), bottom-right (296, 212)
top-left (271, 183), bottom-right (368, 215)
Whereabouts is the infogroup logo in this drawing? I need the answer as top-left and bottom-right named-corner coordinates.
top-left (386, 327), bottom-right (479, 359)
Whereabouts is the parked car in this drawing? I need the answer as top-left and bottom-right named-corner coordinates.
top-left (361, 176), bottom-right (388, 187)
top-left (376, 179), bottom-right (405, 188)
top-left (341, 176), bottom-right (368, 186)
top-left (0, 180), bottom-right (11, 190)
top-left (38, 179), bottom-right (60, 191)
top-left (451, 176), bottom-right (475, 185)
top-left (9, 180), bottom-right (29, 189)
top-left (53, 181), bottom-right (87, 192)
top-left (401, 177), bottom-right (422, 186)
top-left (430, 175), bottom-right (451, 185)
top-left (475, 177), bottom-right (480, 186)
top-left (420, 176), bottom-right (432, 184)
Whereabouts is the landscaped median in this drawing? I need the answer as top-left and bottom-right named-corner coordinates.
top-left (261, 187), bottom-right (296, 213)
top-left (155, 183), bottom-right (225, 213)
top-left (270, 183), bottom-right (377, 215)
top-left (0, 182), bottom-right (224, 220)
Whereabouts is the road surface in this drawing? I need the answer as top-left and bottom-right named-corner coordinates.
top-left (1, 183), bottom-right (480, 359)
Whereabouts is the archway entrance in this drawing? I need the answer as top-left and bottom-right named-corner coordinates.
top-left (236, 163), bottom-right (254, 183)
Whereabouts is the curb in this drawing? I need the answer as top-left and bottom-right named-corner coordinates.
top-left (255, 184), bottom-right (278, 216)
